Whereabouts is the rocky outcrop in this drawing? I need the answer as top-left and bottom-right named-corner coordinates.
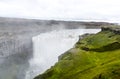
top-left (34, 25), bottom-right (120, 79)
top-left (101, 26), bottom-right (120, 34)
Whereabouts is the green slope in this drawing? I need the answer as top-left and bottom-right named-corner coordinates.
top-left (34, 26), bottom-right (120, 79)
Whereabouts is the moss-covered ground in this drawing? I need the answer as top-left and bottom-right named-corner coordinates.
top-left (34, 28), bottom-right (120, 79)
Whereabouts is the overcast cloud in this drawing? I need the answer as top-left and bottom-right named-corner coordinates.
top-left (0, 0), bottom-right (120, 22)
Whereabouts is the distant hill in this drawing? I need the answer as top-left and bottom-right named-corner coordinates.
top-left (0, 17), bottom-right (115, 33)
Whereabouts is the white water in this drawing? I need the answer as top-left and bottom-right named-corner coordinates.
top-left (25, 29), bottom-right (101, 79)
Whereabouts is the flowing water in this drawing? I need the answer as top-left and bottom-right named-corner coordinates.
top-left (25, 29), bottom-right (101, 79)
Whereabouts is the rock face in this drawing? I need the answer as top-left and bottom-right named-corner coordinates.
top-left (34, 26), bottom-right (120, 79)
top-left (101, 26), bottom-right (120, 34)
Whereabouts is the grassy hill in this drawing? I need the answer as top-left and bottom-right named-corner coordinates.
top-left (34, 26), bottom-right (120, 79)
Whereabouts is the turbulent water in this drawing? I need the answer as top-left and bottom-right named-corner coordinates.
top-left (25, 29), bottom-right (100, 79)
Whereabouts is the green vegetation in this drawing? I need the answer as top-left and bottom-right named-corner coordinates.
top-left (34, 26), bottom-right (120, 79)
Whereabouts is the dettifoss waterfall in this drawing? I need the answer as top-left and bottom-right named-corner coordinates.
top-left (25, 29), bottom-right (100, 79)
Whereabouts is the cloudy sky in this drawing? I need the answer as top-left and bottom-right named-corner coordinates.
top-left (0, 0), bottom-right (120, 22)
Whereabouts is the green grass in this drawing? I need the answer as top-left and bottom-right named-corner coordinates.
top-left (76, 31), bottom-right (120, 49)
top-left (34, 30), bottom-right (120, 79)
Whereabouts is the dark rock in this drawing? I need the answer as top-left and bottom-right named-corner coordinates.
top-left (102, 26), bottom-right (120, 34)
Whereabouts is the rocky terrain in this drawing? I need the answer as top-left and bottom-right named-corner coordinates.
top-left (34, 26), bottom-right (120, 79)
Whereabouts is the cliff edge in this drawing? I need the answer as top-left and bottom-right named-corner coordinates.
top-left (34, 26), bottom-right (120, 79)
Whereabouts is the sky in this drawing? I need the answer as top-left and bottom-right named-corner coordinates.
top-left (0, 0), bottom-right (120, 22)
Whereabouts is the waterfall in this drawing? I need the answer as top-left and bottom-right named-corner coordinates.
top-left (25, 29), bottom-right (101, 79)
